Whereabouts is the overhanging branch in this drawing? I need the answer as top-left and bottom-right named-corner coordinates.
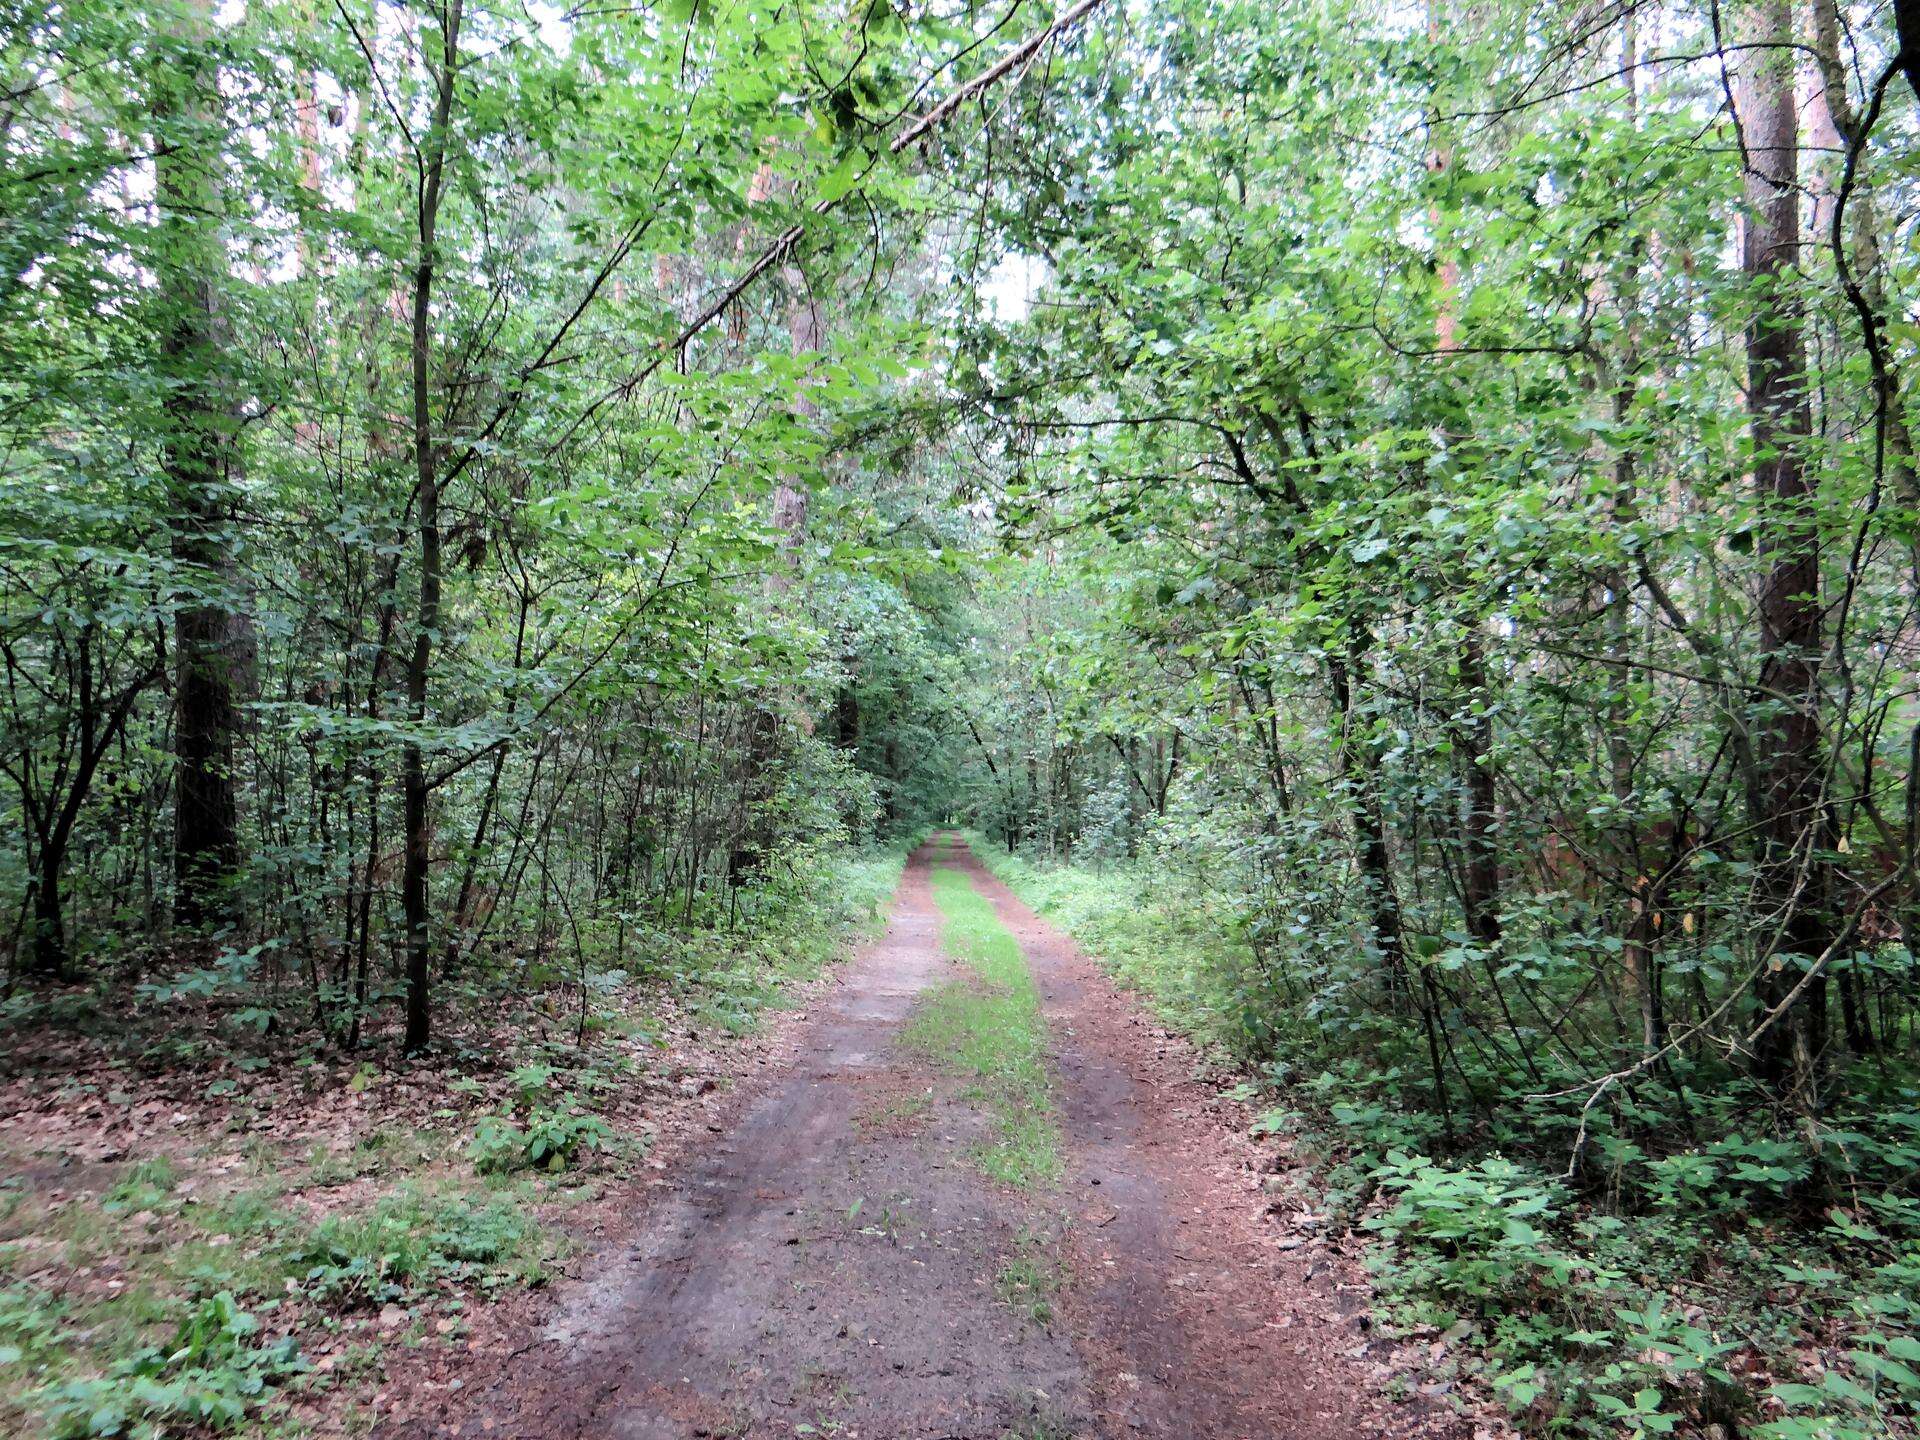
top-left (589, 0), bottom-right (1110, 421)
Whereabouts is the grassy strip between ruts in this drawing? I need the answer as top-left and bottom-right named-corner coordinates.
top-left (902, 865), bottom-right (1062, 1189)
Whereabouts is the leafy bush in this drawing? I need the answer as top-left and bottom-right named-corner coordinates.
top-left (468, 1105), bottom-right (611, 1175)
top-left (1364, 1151), bottom-right (1574, 1322)
top-left (507, 1063), bottom-right (559, 1105)
top-left (133, 944), bottom-right (278, 1007)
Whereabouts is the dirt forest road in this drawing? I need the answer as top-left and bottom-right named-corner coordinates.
top-left (418, 837), bottom-right (1459, 1440)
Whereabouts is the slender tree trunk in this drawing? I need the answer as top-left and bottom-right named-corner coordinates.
top-left (1810, 0), bottom-right (1919, 516)
top-left (23, 642), bottom-right (151, 978)
top-left (1599, 24), bottom-right (1664, 1050)
top-left (1327, 641), bottom-right (1406, 993)
top-left (1425, 0), bottom-right (1499, 954)
top-left (1737, 0), bottom-right (1828, 1093)
top-left (725, 168), bottom-right (820, 886)
top-left (155, 0), bottom-right (243, 928)
top-left (401, 0), bottom-right (462, 1054)
top-left (771, 270), bottom-right (819, 570)
top-left (1457, 634), bottom-right (1502, 949)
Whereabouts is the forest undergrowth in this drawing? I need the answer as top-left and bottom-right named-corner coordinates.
top-left (0, 850), bottom-right (901, 1438)
top-left (976, 837), bottom-right (1920, 1440)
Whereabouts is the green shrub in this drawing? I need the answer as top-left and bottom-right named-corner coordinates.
top-left (468, 1105), bottom-right (611, 1175)
top-left (1364, 1151), bottom-right (1575, 1322)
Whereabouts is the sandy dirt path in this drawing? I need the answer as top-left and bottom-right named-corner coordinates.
top-left (416, 837), bottom-right (1459, 1440)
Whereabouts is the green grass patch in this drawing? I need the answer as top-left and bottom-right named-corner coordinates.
top-left (903, 865), bottom-right (1061, 1188)
top-left (964, 834), bottom-right (1250, 1057)
top-left (994, 1228), bottom-right (1062, 1325)
top-left (0, 1145), bottom-right (560, 1439)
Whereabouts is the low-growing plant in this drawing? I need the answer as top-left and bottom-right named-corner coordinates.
top-left (1364, 1151), bottom-right (1575, 1322)
top-left (40, 1291), bottom-right (303, 1438)
top-left (0, 1282), bottom-right (67, 1372)
top-left (102, 1159), bottom-right (178, 1217)
top-left (468, 1105), bottom-right (612, 1175)
top-left (286, 1193), bottom-right (541, 1305)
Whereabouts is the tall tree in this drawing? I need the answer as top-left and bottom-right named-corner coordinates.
top-left (1736, 0), bottom-right (1828, 1093)
top-left (155, 0), bottom-right (244, 928)
top-left (401, 0), bottom-right (463, 1053)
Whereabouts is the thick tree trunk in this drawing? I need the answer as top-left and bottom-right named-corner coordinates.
top-left (173, 595), bottom-right (243, 927)
top-left (1737, 0), bottom-right (1828, 1091)
top-left (401, 0), bottom-right (462, 1055)
top-left (26, 845), bottom-right (67, 979)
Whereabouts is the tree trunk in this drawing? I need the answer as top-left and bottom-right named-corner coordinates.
top-left (1458, 634), bottom-right (1502, 949)
top-left (26, 843), bottom-right (67, 979)
top-left (1737, 0), bottom-right (1828, 1092)
top-left (725, 173), bottom-right (820, 883)
top-left (1327, 641), bottom-right (1406, 993)
top-left (771, 269), bottom-right (819, 570)
top-left (401, 0), bottom-right (462, 1055)
top-left (21, 640), bottom-right (152, 980)
top-left (155, 0), bottom-right (243, 929)
top-left (833, 686), bottom-right (858, 750)
top-left (1896, 0), bottom-right (1920, 104)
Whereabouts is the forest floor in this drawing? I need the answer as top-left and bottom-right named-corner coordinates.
top-left (404, 835), bottom-right (1475, 1440)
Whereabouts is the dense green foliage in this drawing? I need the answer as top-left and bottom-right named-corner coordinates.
top-left (6, 0), bottom-right (1920, 1431)
top-left (0, 0), bottom-right (1006, 1040)
top-left (982, 843), bottom-right (1920, 1435)
top-left (927, 0), bottom-right (1920, 1428)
